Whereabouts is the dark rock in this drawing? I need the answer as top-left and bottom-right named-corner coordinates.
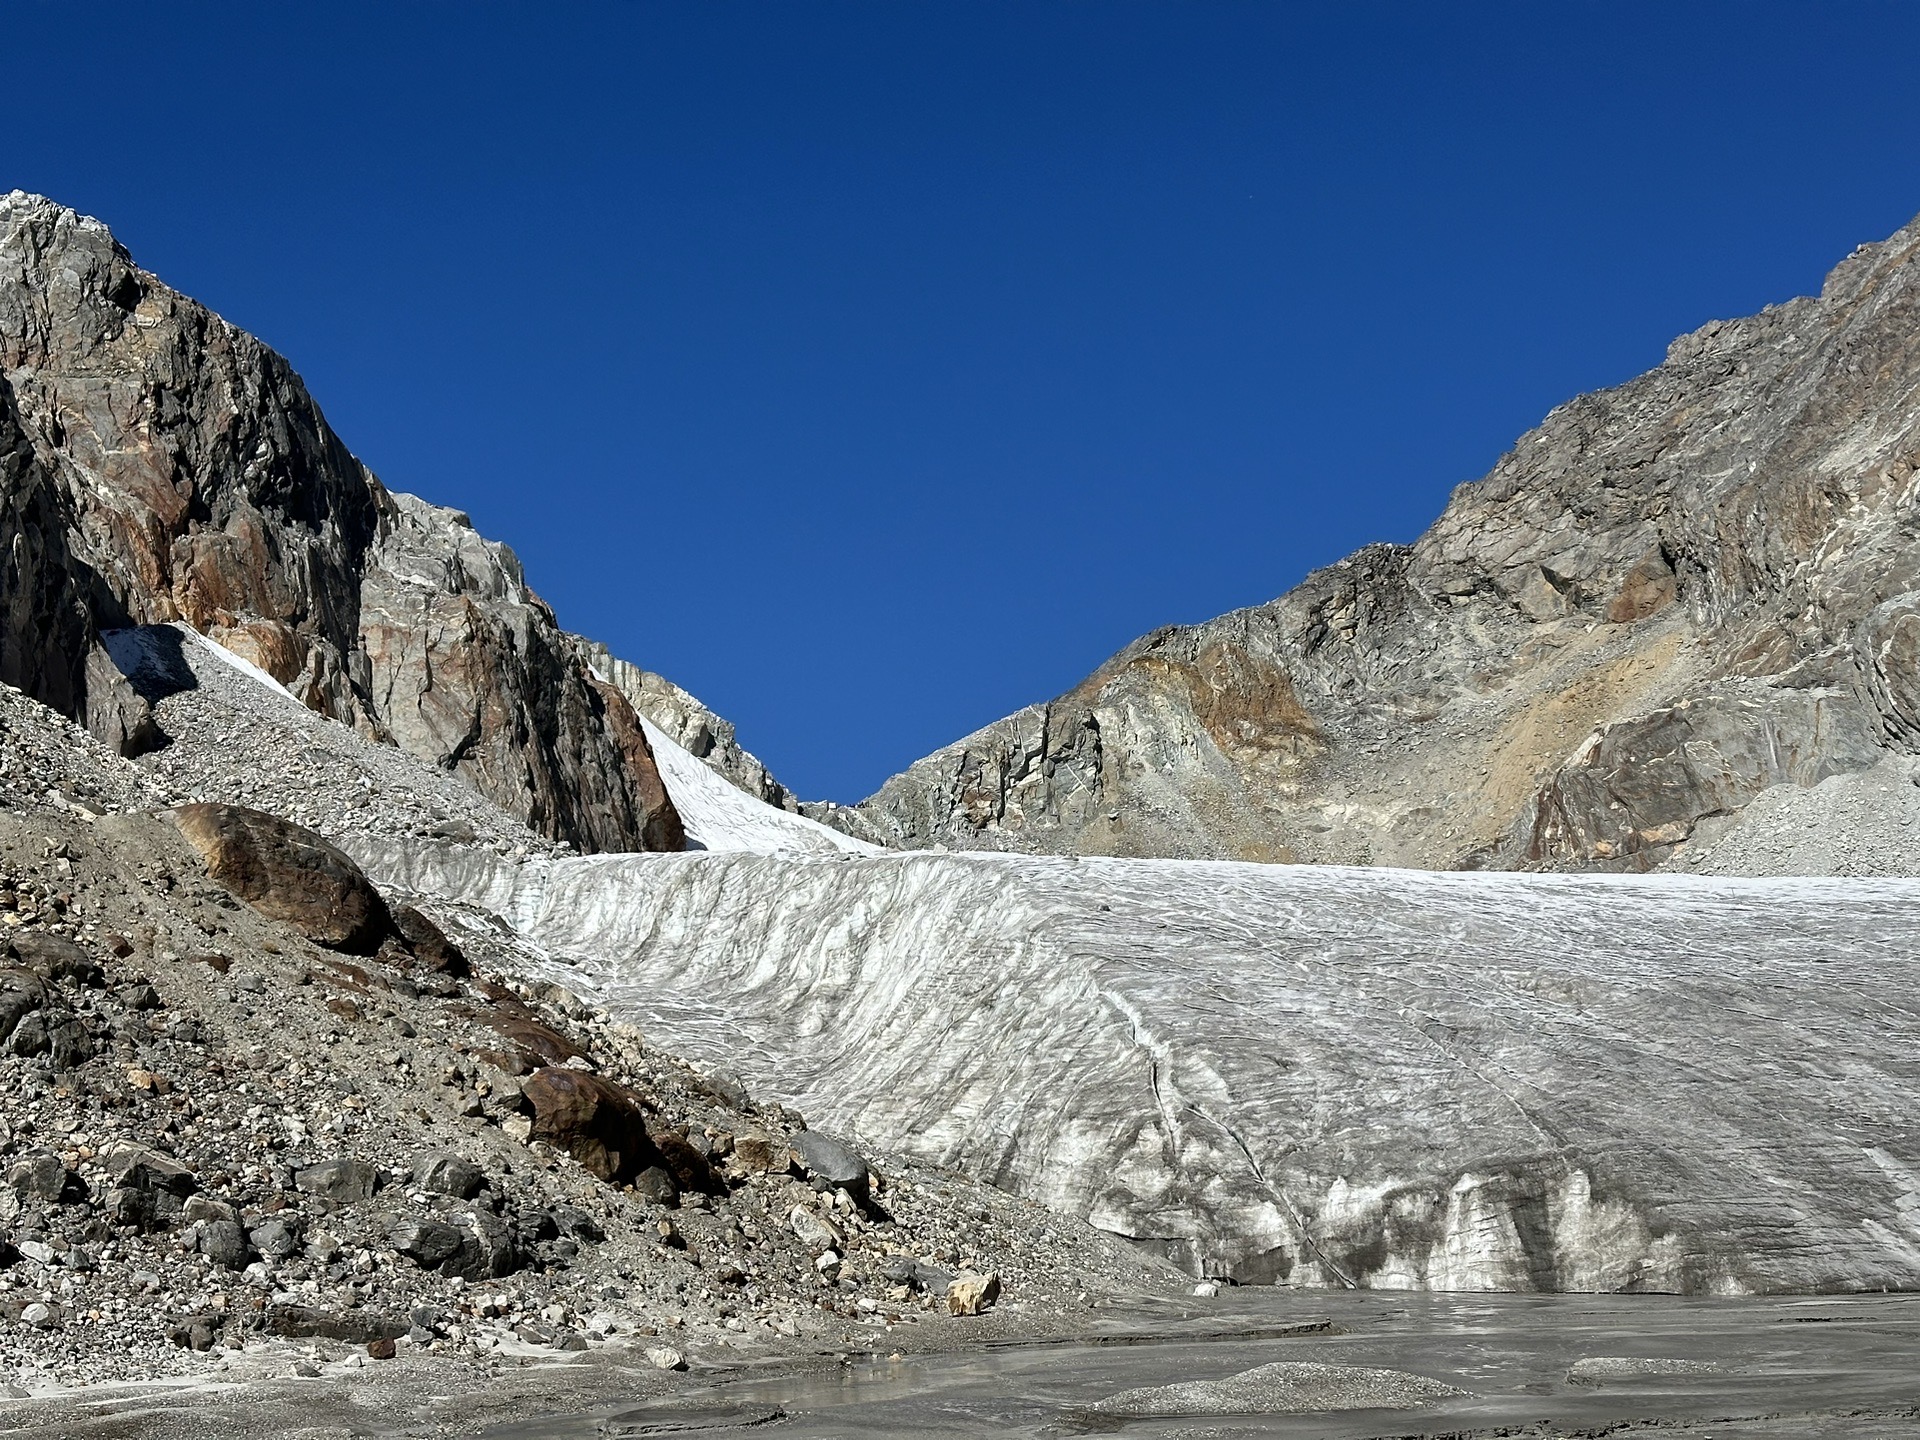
top-left (167, 1312), bottom-right (223, 1351)
top-left (108, 1145), bottom-right (196, 1197)
top-left (880, 1257), bottom-right (955, 1295)
top-left (389, 1220), bottom-right (465, 1270)
top-left (105, 1186), bottom-right (155, 1231)
top-left (265, 1304), bottom-right (407, 1343)
top-left (366, 1336), bottom-right (397, 1361)
top-left (792, 1130), bottom-right (871, 1204)
top-left (451, 1209), bottom-right (518, 1281)
top-left (412, 1152), bottom-right (484, 1200)
top-left (294, 1157), bottom-right (377, 1204)
top-left (705, 1070), bottom-right (751, 1109)
top-left (197, 1219), bottom-right (250, 1270)
top-left (631, 1166), bottom-right (678, 1207)
top-left (45, 1014), bottom-right (91, 1069)
top-left (551, 1205), bottom-right (606, 1243)
top-left (167, 804), bottom-right (393, 953)
top-left (521, 1068), bottom-right (666, 1185)
top-left (9, 933), bottom-right (103, 988)
top-left (389, 905), bottom-right (469, 977)
top-left (0, 970), bottom-right (43, 1047)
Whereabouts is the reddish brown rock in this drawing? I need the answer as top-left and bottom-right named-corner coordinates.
top-left (167, 803), bottom-right (391, 953)
top-left (520, 1068), bottom-right (661, 1184)
top-left (0, 193), bottom-right (683, 857)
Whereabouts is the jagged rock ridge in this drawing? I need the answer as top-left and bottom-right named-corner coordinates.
top-left (840, 215), bottom-right (1920, 873)
top-left (0, 191), bottom-right (688, 853)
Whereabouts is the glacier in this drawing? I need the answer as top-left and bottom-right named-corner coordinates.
top-left (359, 834), bottom-right (1920, 1294)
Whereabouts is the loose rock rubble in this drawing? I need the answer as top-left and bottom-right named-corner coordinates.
top-left (0, 685), bottom-right (1181, 1398)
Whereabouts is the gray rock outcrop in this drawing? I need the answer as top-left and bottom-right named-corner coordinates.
top-left (841, 214), bottom-right (1920, 873)
top-left (0, 191), bottom-right (683, 853)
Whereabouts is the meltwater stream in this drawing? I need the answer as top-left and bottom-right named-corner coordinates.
top-left (488, 1290), bottom-right (1920, 1438)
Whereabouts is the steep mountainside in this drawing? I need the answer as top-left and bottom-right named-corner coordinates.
top-left (841, 215), bottom-right (1920, 872)
top-left (0, 192), bottom-right (686, 852)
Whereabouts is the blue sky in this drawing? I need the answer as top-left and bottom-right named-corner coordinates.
top-left (11, 3), bottom-right (1920, 801)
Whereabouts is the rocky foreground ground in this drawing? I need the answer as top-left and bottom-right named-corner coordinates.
top-left (0, 683), bottom-right (1183, 1434)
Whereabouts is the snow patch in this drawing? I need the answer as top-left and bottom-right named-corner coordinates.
top-left (640, 717), bottom-right (875, 856)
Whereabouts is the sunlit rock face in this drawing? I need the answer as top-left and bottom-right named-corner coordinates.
top-left (0, 191), bottom-right (681, 853)
top-left (360, 837), bottom-right (1920, 1294)
top-left (838, 213), bottom-right (1920, 875)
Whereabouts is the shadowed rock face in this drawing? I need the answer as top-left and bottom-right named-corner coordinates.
top-left (837, 215), bottom-right (1920, 873)
top-left (0, 191), bottom-right (680, 853)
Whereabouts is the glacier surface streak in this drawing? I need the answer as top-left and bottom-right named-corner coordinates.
top-left (357, 839), bottom-right (1920, 1293)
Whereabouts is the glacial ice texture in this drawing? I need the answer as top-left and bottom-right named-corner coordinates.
top-left (360, 842), bottom-right (1920, 1293)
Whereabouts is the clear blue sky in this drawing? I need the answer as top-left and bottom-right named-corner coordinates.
top-left (11, 3), bottom-right (1920, 801)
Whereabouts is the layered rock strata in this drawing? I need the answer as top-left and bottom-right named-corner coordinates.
top-left (843, 215), bottom-right (1920, 873)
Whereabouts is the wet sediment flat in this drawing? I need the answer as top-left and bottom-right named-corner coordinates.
top-left (492, 1290), bottom-right (1920, 1439)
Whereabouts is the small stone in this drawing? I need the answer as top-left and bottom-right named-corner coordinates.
top-left (292, 1360), bottom-right (321, 1378)
top-left (645, 1346), bottom-right (687, 1371)
top-left (20, 1302), bottom-right (57, 1330)
top-left (788, 1204), bottom-right (842, 1254)
top-left (366, 1337), bottom-right (397, 1361)
top-left (730, 1131), bottom-right (788, 1173)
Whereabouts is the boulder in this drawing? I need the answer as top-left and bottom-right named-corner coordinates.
top-left (167, 803), bottom-right (392, 953)
top-left (388, 904), bottom-right (469, 977)
top-left (248, 1217), bottom-right (302, 1261)
top-left (412, 1152), bottom-right (485, 1200)
top-left (197, 1219), bottom-right (250, 1271)
top-left (791, 1129), bottom-right (870, 1204)
top-left (520, 1068), bottom-right (663, 1184)
top-left (7, 1152), bottom-right (71, 1203)
top-left (8, 933), bottom-right (103, 988)
top-left (880, 1257), bottom-right (954, 1295)
top-left (106, 1146), bottom-right (196, 1197)
top-left (0, 971), bottom-right (43, 1048)
top-left (294, 1157), bottom-right (378, 1205)
top-left (946, 1272), bottom-right (1001, 1316)
top-left (265, 1304), bottom-right (408, 1343)
top-left (390, 1220), bottom-right (465, 1270)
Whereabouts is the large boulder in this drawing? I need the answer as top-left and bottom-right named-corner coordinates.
top-left (518, 1068), bottom-right (717, 1189)
top-left (167, 803), bottom-right (391, 953)
top-left (521, 1069), bottom-right (655, 1183)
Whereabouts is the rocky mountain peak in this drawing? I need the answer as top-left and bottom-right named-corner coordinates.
top-left (838, 208), bottom-right (1920, 874)
top-left (0, 192), bottom-right (689, 854)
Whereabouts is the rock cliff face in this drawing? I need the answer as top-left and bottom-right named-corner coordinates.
top-left (844, 215), bottom-right (1920, 872)
top-left (0, 192), bottom-right (683, 853)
